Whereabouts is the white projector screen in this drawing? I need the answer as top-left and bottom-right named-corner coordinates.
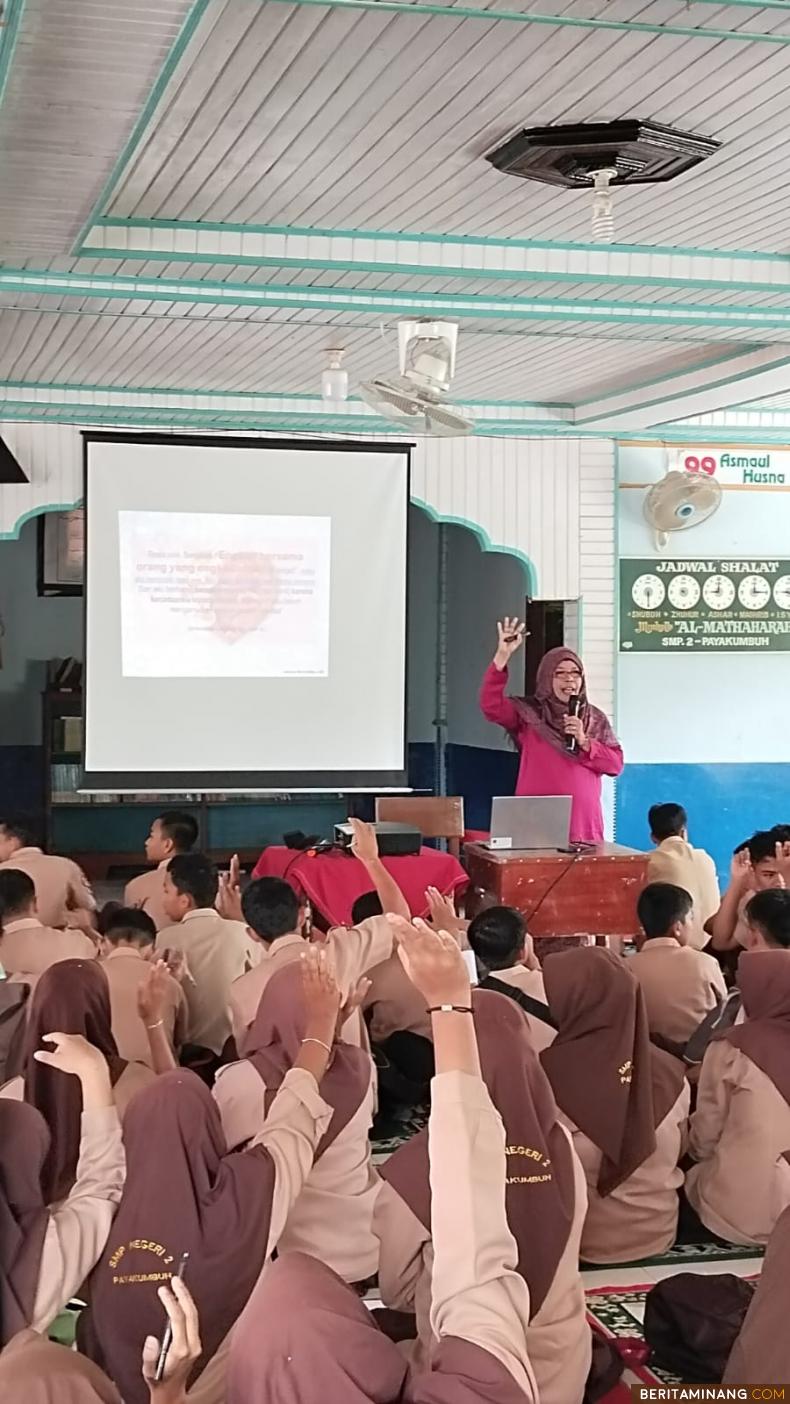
top-left (83, 434), bottom-right (410, 792)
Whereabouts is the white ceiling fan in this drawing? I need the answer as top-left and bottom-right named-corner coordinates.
top-left (360, 319), bottom-right (474, 436)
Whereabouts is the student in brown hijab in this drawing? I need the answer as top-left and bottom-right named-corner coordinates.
top-left (213, 959), bottom-right (378, 1282)
top-left (0, 1035), bottom-right (123, 1343)
top-left (83, 947), bottom-right (345, 1404)
top-left (686, 949), bottom-right (790, 1245)
top-left (0, 959), bottom-right (154, 1204)
top-left (540, 946), bottom-right (689, 1264)
top-left (375, 987), bottom-right (589, 1404)
top-left (0, 1272), bottom-right (201, 1404)
top-left (228, 917), bottom-right (538, 1404)
top-left (724, 1193), bottom-right (790, 1383)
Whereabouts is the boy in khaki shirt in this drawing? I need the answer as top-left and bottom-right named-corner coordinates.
top-left (99, 906), bottom-right (186, 1067)
top-left (646, 803), bottom-right (719, 951)
top-left (631, 882), bottom-right (726, 1048)
top-left (0, 819), bottom-right (95, 930)
top-left (124, 809), bottom-right (199, 932)
top-left (0, 868), bottom-right (95, 980)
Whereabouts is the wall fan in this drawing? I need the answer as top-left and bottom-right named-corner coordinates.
top-left (643, 469), bottom-right (723, 550)
top-left (360, 320), bottom-right (474, 436)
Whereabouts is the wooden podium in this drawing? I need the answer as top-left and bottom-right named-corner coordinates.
top-left (464, 842), bottom-right (647, 939)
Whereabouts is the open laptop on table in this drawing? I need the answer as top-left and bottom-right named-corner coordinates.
top-left (483, 795), bottom-right (573, 852)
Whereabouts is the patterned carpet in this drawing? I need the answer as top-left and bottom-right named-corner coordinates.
top-left (594, 1239), bottom-right (765, 1269)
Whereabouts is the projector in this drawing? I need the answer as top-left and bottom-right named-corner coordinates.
top-left (335, 821), bottom-right (422, 857)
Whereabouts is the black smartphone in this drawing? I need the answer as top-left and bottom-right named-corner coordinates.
top-left (153, 1251), bottom-right (190, 1383)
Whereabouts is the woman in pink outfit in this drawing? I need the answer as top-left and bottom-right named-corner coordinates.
top-left (479, 620), bottom-right (623, 845)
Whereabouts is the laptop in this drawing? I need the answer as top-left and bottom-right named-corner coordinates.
top-left (485, 795), bottom-right (572, 852)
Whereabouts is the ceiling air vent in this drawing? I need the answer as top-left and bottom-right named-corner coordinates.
top-left (485, 120), bottom-right (720, 188)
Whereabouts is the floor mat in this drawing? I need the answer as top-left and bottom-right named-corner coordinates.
top-left (599, 1239), bottom-right (765, 1269)
top-left (585, 1284), bottom-right (684, 1389)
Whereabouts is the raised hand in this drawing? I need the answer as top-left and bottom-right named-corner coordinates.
top-left (730, 847), bottom-right (753, 890)
top-left (425, 886), bottom-right (465, 939)
top-left (348, 817), bottom-right (379, 866)
top-left (33, 1031), bottom-right (107, 1080)
top-left (390, 915), bottom-right (471, 1009)
top-left (217, 856), bottom-right (244, 923)
top-left (494, 616), bottom-right (528, 669)
top-left (301, 943), bottom-right (342, 1047)
top-left (138, 959), bottom-right (171, 1026)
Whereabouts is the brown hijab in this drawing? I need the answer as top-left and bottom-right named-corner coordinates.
top-left (723, 950), bottom-right (790, 1103)
top-left (540, 947), bottom-right (684, 1195)
top-left (724, 1184), bottom-right (790, 1384)
top-left (22, 959), bottom-right (126, 1205)
top-left (509, 648), bottom-right (618, 759)
top-left (85, 1069), bottom-right (275, 1404)
top-left (227, 1251), bottom-right (531, 1404)
top-left (381, 989), bottom-right (575, 1316)
top-left (247, 960), bottom-right (371, 1156)
top-left (0, 1331), bottom-right (121, 1404)
top-left (0, 1103), bottom-right (50, 1346)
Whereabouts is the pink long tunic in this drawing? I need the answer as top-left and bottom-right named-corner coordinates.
top-left (479, 663), bottom-right (624, 844)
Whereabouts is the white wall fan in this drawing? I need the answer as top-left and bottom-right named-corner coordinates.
top-left (360, 320), bottom-right (474, 436)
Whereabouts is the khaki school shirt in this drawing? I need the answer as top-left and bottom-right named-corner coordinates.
top-left (629, 937), bottom-right (727, 1045)
top-left (646, 837), bottom-right (720, 951)
top-left (0, 848), bottom-right (95, 929)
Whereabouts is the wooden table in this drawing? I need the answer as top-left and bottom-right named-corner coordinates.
top-left (464, 842), bottom-right (647, 939)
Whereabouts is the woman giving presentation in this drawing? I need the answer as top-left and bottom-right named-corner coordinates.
top-left (479, 617), bottom-right (623, 845)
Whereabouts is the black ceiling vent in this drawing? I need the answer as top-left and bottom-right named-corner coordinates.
top-left (486, 120), bottom-right (720, 188)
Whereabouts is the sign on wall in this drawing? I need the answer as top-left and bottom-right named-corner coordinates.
top-left (667, 447), bottom-right (790, 487)
top-left (620, 557), bottom-right (790, 651)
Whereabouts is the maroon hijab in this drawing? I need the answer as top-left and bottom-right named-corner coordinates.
top-left (509, 647), bottom-right (617, 759)
top-left (247, 960), bottom-right (371, 1157)
top-left (0, 1331), bottom-right (121, 1404)
top-left (723, 950), bottom-right (790, 1104)
top-left (85, 1069), bottom-right (275, 1404)
top-left (228, 1251), bottom-right (530, 1404)
top-left (22, 960), bottom-right (126, 1205)
top-left (0, 1103), bottom-right (50, 1346)
top-left (381, 990), bottom-right (575, 1316)
top-left (540, 948), bottom-right (685, 1195)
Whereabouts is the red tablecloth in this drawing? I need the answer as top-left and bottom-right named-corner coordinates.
top-left (251, 845), bottom-right (468, 927)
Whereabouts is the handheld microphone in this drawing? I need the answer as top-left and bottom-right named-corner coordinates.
top-left (565, 694), bottom-right (581, 753)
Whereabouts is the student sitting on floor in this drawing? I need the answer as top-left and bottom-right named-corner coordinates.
top-left (156, 853), bottom-right (260, 1063)
top-left (645, 803), bottom-right (720, 951)
top-left (98, 906), bottom-right (186, 1068)
top-left (631, 883), bottom-right (726, 1051)
top-left (709, 828), bottom-right (785, 952)
top-left (685, 946), bottom-right (790, 1246)
top-left (540, 947), bottom-right (689, 1265)
top-left (0, 819), bottom-right (96, 931)
top-left (0, 869), bottom-right (95, 983)
top-left (124, 810), bottom-right (198, 932)
top-left (467, 905), bottom-right (555, 1054)
top-left (724, 1189), bottom-right (790, 1384)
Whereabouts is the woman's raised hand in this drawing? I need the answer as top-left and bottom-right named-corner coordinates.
top-left (494, 616), bottom-right (527, 669)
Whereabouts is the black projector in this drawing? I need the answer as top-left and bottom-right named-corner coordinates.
top-left (335, 821), bottom-right (422, 857)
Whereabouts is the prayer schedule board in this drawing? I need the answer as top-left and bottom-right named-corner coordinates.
top-left (620, 557), bottom-right (790, 652)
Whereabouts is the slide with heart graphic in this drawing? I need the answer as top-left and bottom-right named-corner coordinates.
top-left (118, 509), bottom-right (331, 678)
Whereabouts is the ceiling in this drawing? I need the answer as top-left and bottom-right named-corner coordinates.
top-left (4, 0), bottom-right (790, 439)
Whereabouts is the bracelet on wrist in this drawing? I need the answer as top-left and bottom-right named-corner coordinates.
top-left (146, 1019), bottom-right (164, 1031)
top-left (302, 1035), bottom-right (333, 1055)
top-left (427, 1004), bottom-right (474, 1015)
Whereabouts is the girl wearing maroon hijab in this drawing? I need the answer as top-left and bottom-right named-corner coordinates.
top-left (213, 959), bottom-right (377, 1282)
top-left (375, 989), bottom-right (590, 1404)
top-left (83, 947), bottom-right (346, 1404)
top-left (0, 1034), bottom-right (123, 1344)
top-left (227, 919), bottom-right (538, 1404)
top-left (479, 622), bottom-right (623, 844)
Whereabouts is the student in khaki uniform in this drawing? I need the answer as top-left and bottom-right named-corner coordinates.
top-left (124, 810), bottom-right (199, 933)
top-left (0, 1034), bottom-right (124, 1343)
top-left (540, 947), bottom-right (689, 1264)
top-left (0, 820), bottom-right (95, 931)
top-left (227, 919), bottom-right (539, 1404)
top-left (228, 820), bottom-right (401, 1052)
top-left (82, 948), bottom-right (351, 1404)
top-left (709, 829), bottom-right (784, 952)
top-left (467, 906), bottom-right (555, 1054)
top-left (155, 854), bottom-right (260, 1058)
top-left (0, 960), bottom-right (155, 1204)
top-left (214, 959), bottom-right (378, 1283)
top-left (631, 883), bottom-right (726, 1049)
top-left (686, 946), bottom-right (790, 1246)
top-left (98, 907), bottom-right (186, 1067)
top-left (646, 803), bottom-right (720, 951)
top-left (0, 869), bottom-right (95, 982)
top-left (374, 983), bottom-right (589, 1404)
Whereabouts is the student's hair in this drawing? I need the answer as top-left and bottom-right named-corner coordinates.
top-left (467, 905), bottom-right (525, 971)
top-left (100, 906), bottom-right (157, 947)
top-left (746, 830), bottom-right (779, 866)
top-left (636, 882), bottom-right (693, 939)
top-left (157, 810), bottom-right (199, 854)
top-left (0, 868), bottom-right (36, 921)
top-left (351, 890), bottom-right (383, 925)
top-left (167, 853), bottom-right (218, 910)
top-left (242, 877), bottom-right (300, 941)
top-left (744, 889), bottom-right (790, 949)
top-left (648, 803), bottom-right (687, 842)
top-left (0, 818), bottom-right (35, 847)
